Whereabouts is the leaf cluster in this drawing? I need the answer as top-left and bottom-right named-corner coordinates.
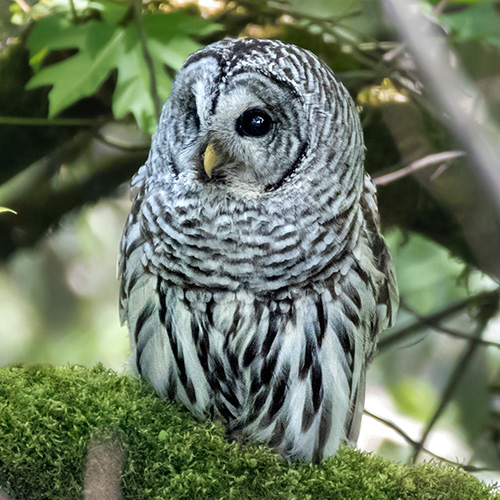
top-left (23, 0), bottom-right (220, 134)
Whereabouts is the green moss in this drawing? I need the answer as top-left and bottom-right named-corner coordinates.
top-left (0, 365), bottom-right (497, 499)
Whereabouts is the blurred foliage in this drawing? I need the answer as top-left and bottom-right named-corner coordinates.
top-left (442, 3), bottom-right (500, 48)
top-left (1, 0), bottom-right (500, 490)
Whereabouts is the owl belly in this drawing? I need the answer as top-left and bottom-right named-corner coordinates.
top-left (132, 275), bottom-right (357, 462)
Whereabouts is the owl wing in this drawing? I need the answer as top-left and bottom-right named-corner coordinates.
top-left (118, 200), bottom-right (142, 328)
top-left (118, 167), bottom-right (165, 379)
top-left (361, 173), bottom-right (399, 337)
top-left (119, 168), bottom-right (145, 327)
top-left (341, 174), bottom-right (399, 442)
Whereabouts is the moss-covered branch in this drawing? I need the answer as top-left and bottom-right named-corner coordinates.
top-left (0, 365), bottom-right (497, 499)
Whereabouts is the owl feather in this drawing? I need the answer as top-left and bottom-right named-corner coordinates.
top-left (119, 38), bottom-right (398, 462)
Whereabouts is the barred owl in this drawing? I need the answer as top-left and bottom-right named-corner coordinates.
top-left (119, 38), bottom-right (398, 462)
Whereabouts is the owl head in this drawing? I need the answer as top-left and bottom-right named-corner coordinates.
top-left (150, 38), bottom-right (364, 198)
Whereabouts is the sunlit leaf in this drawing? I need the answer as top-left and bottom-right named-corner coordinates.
top-left (148, 36), bottom-right (201, 71)
top-left (89, 0), bottom-right (129, 26)
top-left (27, 23), bottom-right (124, 117)
top-left (112, 26), bottom-right (173, 135)
top-left (24, 7), bottom-right (220, 133)
top-left (0, 207), bottom-right (17, 215)
top-left (442, 3), bottom-right (500, 48)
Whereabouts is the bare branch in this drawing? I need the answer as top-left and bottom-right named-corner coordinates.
top-left (412, 318), bottom-right (492, 462)
top-left (93, 129), bottom-right (151, 153)
top-left (374, 151), bottom-right (465, 186)
top-left (68, 0), bottom-right (79, 23)
top-left (401, 301), bottom-right (500, 350)
top-left (0, 129), bottom-right (147, 260)
top-left (364, 410), bottom-right (497, 472)
top-left (365, 409), bottom-right (420, 447)
top-left (434, 0), bottom-right (449, 17)
top-left (377, 289), bottom-right (500, 353)
top-left (14, 0), bottom-right (30, 13)
top-left (0, 116), bottom-right (98, 127)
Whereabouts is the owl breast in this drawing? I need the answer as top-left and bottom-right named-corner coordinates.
top-left (139, 178), bottom-right (362, 296)
top-left (132, 276), bottom-right (365, 462)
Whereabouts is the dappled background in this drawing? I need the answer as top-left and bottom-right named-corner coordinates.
top-left (1, 0), bottom-right (500, 488)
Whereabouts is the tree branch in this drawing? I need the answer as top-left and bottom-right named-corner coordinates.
top-left (400, 301), bottom-right (500, 350)
top-left (0, 116), bottom-right (98, 127)
top-left (0, 129), bottom-right (148, 259)
top-left (377, 289), bottom-right (500, 353)
top-left (411, 293), bottom-right (499, 462)
top-left (364, 410), bottom-right (497, 473)
top-left (374, 151), bottom-right (465, 186)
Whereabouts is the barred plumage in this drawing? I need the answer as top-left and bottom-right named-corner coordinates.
top-left (119, 38), bottom-right (398, 462)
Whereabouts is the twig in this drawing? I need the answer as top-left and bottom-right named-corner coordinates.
top-left (0, 116), bottom-right (98, 127)
top-left (411, 318), bottom-right (491, 462)
top-left (374, 151), bottom-right (465, 186)
top-left (132, 0), bottom-right (161, 121)
top-left (94, 129), bottom-right (151, 152)
top-left (364, 410), bottom-right (496, 472)
top-left (0, 133), bottom-right (93, 206)
top-left (434, 0), bottom-right (449, 16)
top-left (0, 130), bottom-right (147, 260)
top-left (377, 289), bottom-right (499, 353)
top-left (365, 409), bottom-right (420, 447)
top-left (401, 302), bottom-right (500, 350)
top-left (68, 0), bottom-right (79, 23)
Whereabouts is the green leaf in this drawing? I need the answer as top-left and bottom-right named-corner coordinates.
top-left (28, 16), bottom-right (118, 60)
top-left (0, 207), bottom-right (17, 215)
top-left (24, 9), bottom-right (220, 133)
top-left (442, 4), bottom-right (500, 48)
top-left (28, 15), bottom-right (83, 56)
top-left (89, 0), bottom-right (129, 26)
top-left (112, 26), bottom-right (172, 135)
top-left (27, 24), bottom-right (125, 117)
top-left (148, 36), bottom-right (201, 71)
top-left (27, 15), bottom-right (83, 71)
top-left (142, 11), bottom-right (222, 40)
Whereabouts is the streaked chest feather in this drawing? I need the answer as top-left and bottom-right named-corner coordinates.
top-left (130, 272), bottom-right (372, 461)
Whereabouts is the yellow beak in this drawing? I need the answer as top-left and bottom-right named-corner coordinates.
top-left (203, 144), bottom-right (220, 178)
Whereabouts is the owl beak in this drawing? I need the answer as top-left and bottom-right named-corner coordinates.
top-left (203, 144), bottom-right (220, 178)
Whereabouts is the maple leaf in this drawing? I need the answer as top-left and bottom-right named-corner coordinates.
top-left (25, 2), bottom-right (221, 134)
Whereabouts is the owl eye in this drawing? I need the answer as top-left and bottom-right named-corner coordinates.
top-left (235, 108), bottom-right (272, 137)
